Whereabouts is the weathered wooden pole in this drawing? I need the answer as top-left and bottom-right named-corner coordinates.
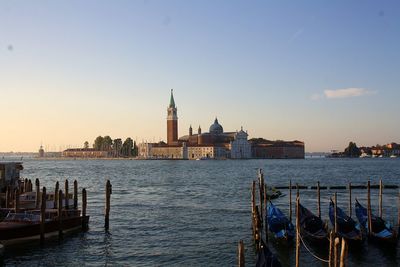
top-left (54, 181), bottom-right (59, 209)
top-left (14, 188), bottom-right (20, 213)
top-left (379, 178), bottom-right (383, 218)
top-left (329, 230), bottom-right (334, 267)
top-left (82, 188), bottom-right (88, 230)
top-left (238, 240), bottom-right (245, 267)
top-left (289, 180), bottom-right (292, 222)
top-left (317, 181), bottom-right (321, 218)
top-left (348, 182), bottom-right (352, 218)
top-left (65, 179), bottom-right (69, 209)
top-left (58, 189), bottom-right (63, 239)
top-left (29, 179), bottom-right (33, 192)
top-left (339, 237), bottom-right (347, 267)
top-left (35, 178), bottom-right (40, 209)
top-left (264, 184), bottom-right (268, 244)
top-left (397, 188), bottom-right (400, 233)
top-left (296, 183), bottom-right (299, 199)
top-left (24, 178), bottom-right (28, 193)
top-left (5, 186), bottom-right (10, 209)
top-left (334, 237), bottom-right (340, 267)
top-left (40, 186), bottom-right (46, 245)
top-left (73, 180), bottom-right (78, 210)
top-left (334, 192), bottom-right (338, 235)
top-left (251, 181), bottom-right (256, 215)
top-left (258, 170), bottom-right (264, 224)
top-left (367, 181), bottom-right (372, 236)
top-left (105, 180), bottom-right (111, 230)
top-left (295, 196), bottom-right (300, 267)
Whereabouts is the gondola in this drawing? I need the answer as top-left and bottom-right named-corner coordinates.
top-left (266, 202), bottom-right (295, 242)
top-left (355, 199), bottom-right (397, 245)
top-left (256, 240), bottom-right (282, 267)
top-left (329, 200), bottom-right (363, 245)
top-left (298, 203), bottom-right (328, 245)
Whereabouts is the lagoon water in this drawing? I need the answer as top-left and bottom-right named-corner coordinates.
top-left (2, 158), bottom-right (400, 266)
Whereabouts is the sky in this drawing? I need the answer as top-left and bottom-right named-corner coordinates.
top-left (1, 0), bottom-right (399, 152)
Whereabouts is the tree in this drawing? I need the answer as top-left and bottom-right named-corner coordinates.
top-left (122, 137), bottom-right (134, 157)
top-left (93, 136), bottom-right (104, 150)
top-left (84, 141), bottom-right (89, 149)
top-left (113, 138), bottom-right (122, 157)
top-left (103, 136), bottom-right (113, 151)
top-left (344, 142), bottom-right (361, 157)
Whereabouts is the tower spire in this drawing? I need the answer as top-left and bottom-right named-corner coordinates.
top-left (169, 89), bottom-right (175, 108)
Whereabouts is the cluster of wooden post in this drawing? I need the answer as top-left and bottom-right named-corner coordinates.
top-left (328, 196), bottom-right (348, 267)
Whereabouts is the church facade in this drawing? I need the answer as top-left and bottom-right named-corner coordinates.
top-left (138, 90), bottom-right (252, 159)
top-left (138, 90), bottom-right (304, 160)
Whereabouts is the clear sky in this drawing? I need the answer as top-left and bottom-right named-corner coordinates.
top-left (1, 1), bottom-right (399, 152)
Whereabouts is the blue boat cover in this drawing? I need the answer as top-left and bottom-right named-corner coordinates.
top-left (267, 202), bottom-right (295, 239)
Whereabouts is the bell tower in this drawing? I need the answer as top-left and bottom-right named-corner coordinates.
top-left (167, 89), bottom-right (178, 144)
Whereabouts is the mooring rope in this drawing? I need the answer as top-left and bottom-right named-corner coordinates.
top-left (298, 233), bottom-right (330, 263)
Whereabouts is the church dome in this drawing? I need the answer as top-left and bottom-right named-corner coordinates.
top-left (209, 118), bottom-right (223, 134)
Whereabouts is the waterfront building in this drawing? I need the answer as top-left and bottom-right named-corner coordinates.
top-left (138, 90), bottom-right (304, 159)
top-left (62, 148), bottom-right (110, 158)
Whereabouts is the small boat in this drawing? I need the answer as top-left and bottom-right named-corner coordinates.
top-left (0, 210), bottom-right (89, 245)
top-left (329, 200), bottom-right (363, 244)
top-left (355, 199), bottom-right (397, 244)
top-left (267, 202), bottom-right (295, 241)
top-left (256, 240), bottom-right (282, 267)
top-left (19, 191), bottom-right (74, 210)
top-left (298, 203), bottom-right (328, 244)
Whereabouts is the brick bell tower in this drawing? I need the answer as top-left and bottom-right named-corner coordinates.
top-left (167, 89), bottom-right (178, 144)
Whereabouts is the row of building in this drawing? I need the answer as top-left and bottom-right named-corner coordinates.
top-left (138, 90), bottom-right (304, 160)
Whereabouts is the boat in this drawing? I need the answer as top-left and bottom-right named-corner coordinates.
top-left (298, 203), bottom-right (328, 244)
top-left (0, 209), bottom-right (89, 245)
top-left (329, 200), bottom-right (363, 244)
top-left (256, 240), bottom-right (282, 267)
top-left (19, 191), bottom-right (74, 210)
top-left (355, 199), bottom-right (397, 244)
top-left (266, 202), bottom-right (295, 241)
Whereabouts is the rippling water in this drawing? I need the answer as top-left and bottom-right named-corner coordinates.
top-left (1, 158), bottom-right (400, 266)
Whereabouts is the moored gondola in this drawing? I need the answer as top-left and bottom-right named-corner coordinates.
top-left (329, 199), bottom-right (363, 245)
top-left (298, 203), bottom-right (328, 245)
top-left (267, 202), bottom-right (295, 242)
top-left (256, 240), bottom-right (282, 267)
top-left (355, 199), bottom-right (397, 245)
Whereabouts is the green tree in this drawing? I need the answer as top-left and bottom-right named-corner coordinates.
top-left (93, 136), bottom-right (104, 150)
top-left (103, 136), bottom-right (113, 151)
top-left (122, 137), bottom-right (134, 157)
top-left (84, 141), bottom-right (89, 149)
top-left (113, 138), bottom-right (122, 157)
top-left (344, 142), bottom-right (361, 157)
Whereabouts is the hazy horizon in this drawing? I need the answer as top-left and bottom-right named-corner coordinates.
top-left (1, 1), bottom-right (399, 152)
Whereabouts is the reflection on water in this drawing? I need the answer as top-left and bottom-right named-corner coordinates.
top-left (2, 158), bottom-right (400, 266)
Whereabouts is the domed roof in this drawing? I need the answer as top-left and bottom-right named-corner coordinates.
top-left (209, 118), bottom-right (223, 134)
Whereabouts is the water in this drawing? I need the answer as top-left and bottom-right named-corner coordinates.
top-left (1, 158), bottom-right (400, 266)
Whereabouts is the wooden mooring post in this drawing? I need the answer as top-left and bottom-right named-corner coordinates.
top-left (58, 189), bottom-right (63, 239)
top-left (35, 178), bottom-right (40, 209)
top-left (54, 181), bottom-right (59, 209)
top-left (348, 182), bottom-right (352, 218)
top-left (317, 181), bottom-right (321, 218)
top-left (367, 181), bottom-right (372, 236)
top-left (65, 179), bottom-right (69, 209)
top-left (264, 184), bottom-right (268, 244)
top-left (334, 193), bottom-right (338, 235)
top-left (14, 188), bottom-right (20, 213)
top-left (339, 237), bottom-right (347, 267)
top-left (237, 240), bottom-right (245, 267)
top-left (295, 196), bottom-right (300, 267)
top-left (82, 188), bottom-right (88, 230)
top-left (379, 179), bottom-right (383, 218)
top-left (105, 180), bottom-right (112, 230)
top-left (74, 180), bottom-right (78, 209)
top-left (289, 180), bottom-right (292, 222)
top-left (40, 186), bottom-right (46, 245)
top-left (258, 170), bottom-right (264, 224)
top-left (329, 230), bottom-right (334, 267)
top-left (334, 237), bottom-right (340, 267)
